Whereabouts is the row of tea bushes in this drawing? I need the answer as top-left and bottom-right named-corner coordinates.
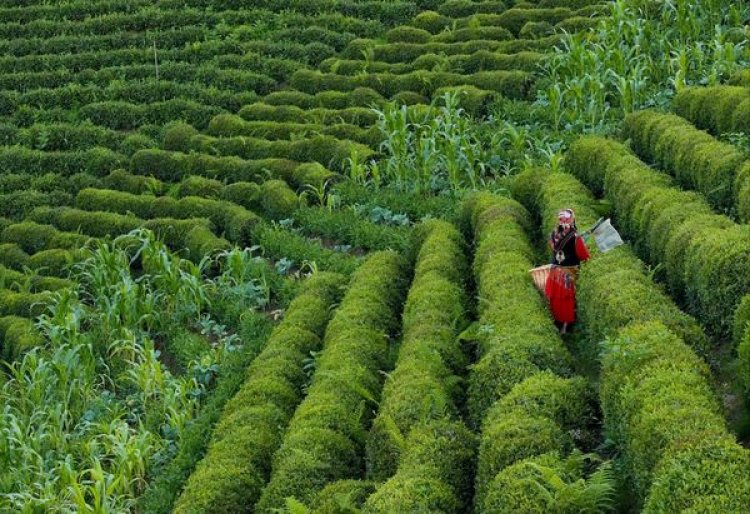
top-left (528, 166), bottom-right (750, 512)
top-left (0, 288), bottom-right (51, 318)
top-left (132, 148), bottom-right (335, 188)
top-left (255, 251), bottom-right (408, 511)
top-left (672, 85), bottom-right (750, 136)
top-left (25, 207), bottom-right (230, 261)
top-left (460, 192), bottom-right (596, 512)
top-left (0, 314), bottom-right (44, 362)
top-left (75, 188), bottom-right (262, 245)
top-left (0, 263), bottom-right (72, 293)
top-left (261, 86), bottom-right (387, 109)
top-left (402, 5), bottom-right (602, 38)
top-left (341, 35), bottom-right (561, 63)
top-left (623, 110), bottom-right (747, 217)
top-left (206, 114), bottom-right (384, 149)
top-left (566, 136), bottom-right (750, 339)
top-left (239, 102), bottom-right (379, 127)
top-left (183, 133), bottom-right (372, 173)
top-left (289, 69), bottom-right (533, 99)
top-left (516, 169), bottom-right (709, 358)
top-left (0, 145), bottom-right (126, 177)
top-left (364, 220), bottom-right (472, 510)
top-left (0, 81), bottom-right (254, 116)
top-left (0, 27), bottom-right (204, 58)
top-left (173, 272), bottom-right (347, 513)
top-left (459, 193), bottom-right (572, 425)
top-left (79, 99), bottom-right (224, 131)
top-left (320, 50), bottom-right (544, 75)
top-left (0, 244), bottom-right (79, 279)
top-left (363, 420), bottom-right (475, 512)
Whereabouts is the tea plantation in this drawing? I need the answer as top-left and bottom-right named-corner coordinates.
top-left (0, 0), bottom-right (749, 512)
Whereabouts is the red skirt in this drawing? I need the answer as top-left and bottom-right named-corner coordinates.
top-left (545, 267), bottom-right (577, 323)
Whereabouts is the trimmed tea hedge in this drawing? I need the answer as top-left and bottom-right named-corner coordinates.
top-left (366, 220), bottom-right (469, 485)
top-left (131, 148), bottom-right (335, 188)
top-left (206, 114), bottom-right (383, 149)
top-left (673, 85), bottom-right (750, 136)
top-left (476, 371), bottom-right (594, 512)
top-left (173, 272), bottom-right (347, 513)
top-left (566, 136), bottom-right (750, 339)
top-left (289, 69), bottom-right (532, 100)
top-left (0, 314), bottom-right (44, 362)
top-left (239, 103), bottom-right (379, 127)
top-left (24, 206), bottom-right (230, 262)
top-left (623, 109), bottom-right (746, 215)
top-left (521, 169), bottom-right (709, 358)
top-left (75, 188), bottom-right (262, 245)
top-left (183, 133), bottom-right (372, 173)
top-left (527, 164), bottom-right (750, 511)
top-left (362, 421), bottom-right (475, 513)
top-left (605, 322), bottom-right (750, 512)
top-left (0, 145), bottom-right (126, 177)
top-left (459, 193), bottom-right (572, 427)
top-left (255, 251), bottom-right (408, 511)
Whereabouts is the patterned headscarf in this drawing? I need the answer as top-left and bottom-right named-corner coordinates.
top-left (558, 209), bottom-right (575, 225)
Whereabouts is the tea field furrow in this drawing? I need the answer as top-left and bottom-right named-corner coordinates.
top-left (461, 193), bottom-right (602, 513)
top-left (172, 272), bottom-right (347, 513)
top-left (362, 220), bottom-right (473, 512)
top-left (524, 167), bottom-right (750, 512)
top-left (254, 251), bottom-right (409, 511)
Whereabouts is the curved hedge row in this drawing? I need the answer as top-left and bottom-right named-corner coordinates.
top-left (131, 148), bottom-right (335, 188)
top-left (0, 263), bottom-right (72, 293)
top-left (477, 372), bottom-right (594, 513)
top-left (75, 188), bottom-right (264, 245)
top-left (1, 221), bottom-right (88, 254)
top-left (80, 99), bottom-right (224, 131)
top-left (672, 85), bottom-right (750, 138)
top-left (365, 220), bottom-right (470, 500)
top-left (255, 251), bottom-right (408, 511)
top-left (341, 35), bottom-right (561, 63)
top-left (183, 133), bottom-right (372, 173)
top-left (0, 242), bottom-right (80, 279)
top-left (623, 109), bottom-right (746, 216)
top-left (566, 136), bottom-right (750, 339)
top-left (206, 114), bottom-right (383, 149)
top-left (460, 192), bottom-right (594, 512)
top-left (0, 314), bottom-right (45, 363)
top-left (1, 80), bottom-right (255, 114)
top-left (321, 50), bottom-right (544, 76)
top-left (526, 165), bottom-right (750, 511)
top-left (173, 272), bottom-right (347, 513)
top-left (262, 87), bottom-right (386, 109)
top-left (289, 69), bottom-right (532, 99)
top-left (239, 102), bottom-right (379, 127)
top-left (362, 420), bottom-right (475, 513)
top-left (25, 206), bottom-right (230, 261)
top-left (0, 145), bottom-right (125, 177)
top-left (459, 193), bottom-right (573, 425)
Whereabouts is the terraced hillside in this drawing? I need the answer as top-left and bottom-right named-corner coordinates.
top-left (1, 0), bottom-right (749, 512)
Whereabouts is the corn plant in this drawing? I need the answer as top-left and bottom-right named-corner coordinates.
top-left (0, 229), bottom-right (281, 511)
top-left (539, 0), bottom-right (750, 133)
top-left (374, 92), bottom-right (497, 193)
